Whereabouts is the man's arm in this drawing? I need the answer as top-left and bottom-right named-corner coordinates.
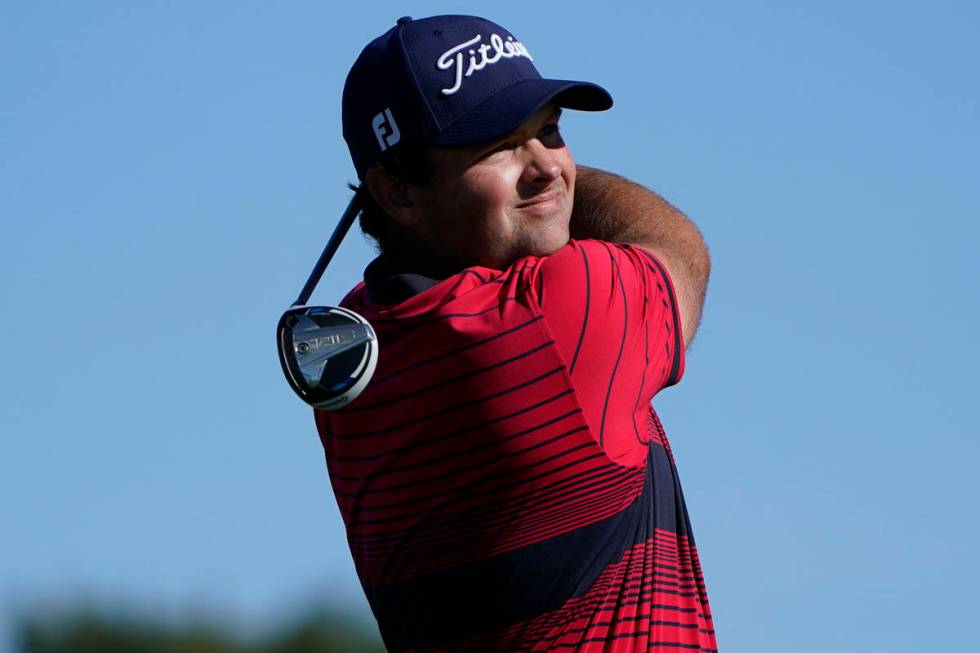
top-left (570, 165), bottom-right (710, 348)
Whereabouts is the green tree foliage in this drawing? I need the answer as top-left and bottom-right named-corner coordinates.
top-left (15, 604), bottom-right (386, 653)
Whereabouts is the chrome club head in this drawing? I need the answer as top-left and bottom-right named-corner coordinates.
top-left (277, 305), bottom-right (378, 410)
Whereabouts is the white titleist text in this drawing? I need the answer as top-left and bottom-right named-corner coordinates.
top-left (436, 33), bottom-right (533, 96)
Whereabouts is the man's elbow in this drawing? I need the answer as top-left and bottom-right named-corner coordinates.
top-left (681, 233), bottom-right (711, 349)
top-left (693, 235), bottom-right (711, 298)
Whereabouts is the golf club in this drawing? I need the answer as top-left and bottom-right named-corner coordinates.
top-left (276, 193), bottom-right (379, 410)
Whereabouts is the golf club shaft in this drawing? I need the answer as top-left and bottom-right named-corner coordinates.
top-left (294, 193), bottom-right (361, 306)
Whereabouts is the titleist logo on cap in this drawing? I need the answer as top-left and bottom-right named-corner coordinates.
top-left (342, 14), bottom-right (611, 179)
top-left (436, 33), bottom-right (533, 96)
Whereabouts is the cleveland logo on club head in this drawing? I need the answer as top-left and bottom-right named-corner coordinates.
top-left (437, 33), bottom-right (533, 96)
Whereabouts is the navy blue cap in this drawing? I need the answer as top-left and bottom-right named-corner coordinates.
top-left (342, 15), bottom-right (613, 180)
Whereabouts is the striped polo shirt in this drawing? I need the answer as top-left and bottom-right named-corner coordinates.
top-left (315, 239), bottom-right (717, 652)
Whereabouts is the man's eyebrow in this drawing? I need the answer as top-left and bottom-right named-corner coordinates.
top-left (474, 106), bottom-right (564, 154)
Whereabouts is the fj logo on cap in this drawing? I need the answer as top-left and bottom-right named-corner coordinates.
top-left (372, 108), bottom-right (400, 151)
top-left (436, 33), bottom-right (533, 96)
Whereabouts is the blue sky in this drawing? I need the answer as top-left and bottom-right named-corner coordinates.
top-left (2, 2), bottom-right (978, 651)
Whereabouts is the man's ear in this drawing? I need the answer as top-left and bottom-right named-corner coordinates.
top-left (363, 165), bottom-right (418, 227)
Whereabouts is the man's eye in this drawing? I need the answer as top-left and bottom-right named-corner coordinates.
top-left (540, 124), bottom-right (561, 137)
top-left (483, 142), bottom-right (513, 158)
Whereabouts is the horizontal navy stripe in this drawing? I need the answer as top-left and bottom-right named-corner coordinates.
top-left (560, 615), bottom-right (703, 637)
top-left (370, 315), bottom-right (544, 387)
top-left (381, 475), bottom-right (641, 576)
top-left (351, 462), bottom-right (629, 546)
top-left (349, 437), bottom-right (676, 547)
top-left (549, 636), bottom-right (713, 652)
top-left (551, 582), bottom-right (707, 624)
top-left (349, 446), bottom-right (601, 521)
top-left (329, 406), bottom-right (580, 483)
top-left (332, 366), bottom-right (564, 440)
top-left (329, 389), bottom-right (575, 462)
top-left (460, 617), bottom-right (710, 653)
top-left (341, 341), bottom-right (554, 412)
top-left (367, 445), bottom-right (685, 651)
top-left (363, 449), bottom-right (692, 574)
top-left (340, 422), bottom-right (596, 498)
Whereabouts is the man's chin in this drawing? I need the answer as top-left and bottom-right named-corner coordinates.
top-left (516, 234), bottom-right (571, 263)
top-left (536, 237), bottom-right (571, 257)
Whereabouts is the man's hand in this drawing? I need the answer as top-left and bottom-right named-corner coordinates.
top-left (570, 166), bottom-right (710, 348)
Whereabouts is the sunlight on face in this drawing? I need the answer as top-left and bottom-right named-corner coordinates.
top-left (410, 105), bottom-right (576, 270)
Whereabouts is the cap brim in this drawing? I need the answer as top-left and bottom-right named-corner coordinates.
top-left (431, 78), bottom-right (613, 146)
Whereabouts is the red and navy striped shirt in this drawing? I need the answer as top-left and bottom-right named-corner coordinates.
top-left (315, 239), bottom-right (716, 652)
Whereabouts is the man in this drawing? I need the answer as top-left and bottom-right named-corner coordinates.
top-left (316, 14), bottom-right (715, 652)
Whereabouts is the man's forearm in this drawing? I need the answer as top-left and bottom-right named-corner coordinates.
top-left (571, 165), bottom-right (697, 250)
top-left (570, 165), bottom-right (711, 347)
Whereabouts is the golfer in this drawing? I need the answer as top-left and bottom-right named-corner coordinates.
top-left (315, 14), bottom-right (715, 652)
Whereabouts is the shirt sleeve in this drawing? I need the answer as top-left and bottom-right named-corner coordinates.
top-left (526, 239), bottom-right (685, 461)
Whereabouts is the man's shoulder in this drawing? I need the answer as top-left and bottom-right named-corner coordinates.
top-left (340, 261), bottom-right (509, 322)
top-left (340, 241), bottom-right (658, 314)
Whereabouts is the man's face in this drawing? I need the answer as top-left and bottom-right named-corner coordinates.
top-left (409, 104), bottom-right (575, 270)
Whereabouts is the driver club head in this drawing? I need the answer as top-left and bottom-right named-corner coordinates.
top-left (277, 304), bottom-right (378, 410)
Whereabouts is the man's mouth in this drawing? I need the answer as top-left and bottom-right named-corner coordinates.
top-left (515, 188), bottom-right (563, 209)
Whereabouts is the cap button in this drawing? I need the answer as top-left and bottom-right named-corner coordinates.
top-left (397, 16), bottom-right (413, 25)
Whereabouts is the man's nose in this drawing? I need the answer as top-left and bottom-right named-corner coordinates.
top-left (520, 139), bottom-right (562, 187)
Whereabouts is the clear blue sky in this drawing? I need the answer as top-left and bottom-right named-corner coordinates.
top-left (2, 2), bottom-right (978, 651)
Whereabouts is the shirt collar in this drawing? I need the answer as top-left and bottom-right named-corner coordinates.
top-left (363, 256), bottom-right (442, 304)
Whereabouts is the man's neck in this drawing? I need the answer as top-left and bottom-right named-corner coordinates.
top-left (379, 239), bottom-right (469, 280)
